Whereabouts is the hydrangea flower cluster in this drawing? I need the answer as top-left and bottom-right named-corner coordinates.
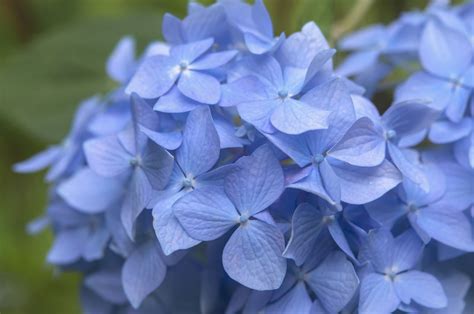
top-left (14, 0), bottom-right (473, 313)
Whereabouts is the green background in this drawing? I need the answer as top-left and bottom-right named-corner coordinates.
top-left (0, 1), bottom-right (453, 313)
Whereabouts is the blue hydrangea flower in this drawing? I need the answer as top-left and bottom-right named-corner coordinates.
top-left (174, 144), bottom-right (286, 290)
top-left (150, 106), bottom-right (238, 255)
top-left (14, 97), bottom-right (102, 181)
top-left (126, 38), bottom-right (237, 106)
top-left (358, 229), bottom-right (447, 313)
top-left (84, 106), bottom-right (174, 238)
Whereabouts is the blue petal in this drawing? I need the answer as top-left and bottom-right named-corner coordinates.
top-left (106, 36), bottom-right (136, 83)
top-left (58, 167), bottom-right (124, 214)
top-left (251, 0), bottom-right (273, 38)
top-left (416, 205), bottom-right (474, 251)
top-left (438, 162), bottom-right (474, 211)
top-left (13, 146), bottom-right (61, 173)
top-left (365, 191), bottom-right (406, 226)
top-left (445, 85), bottom-right (471, 123)
top-left (338, 25), bottom-right (385, 50)
top-left (319, 159), bottom-right (341, 204)
top-left (140, 126), bottom-right (182, 150)
top-left (153, 191), bottom-right (200, 256)
top-left (328, 220), bottom-right (356, 260)
top-left (122, 241), bottom-right (167, 309)
top-left (47, 227), bottom-right (89, 264)
top-left (225, 144), bottom-right (285, 216)
top-left (220, 76), bottom-right (267, 107)
top-left (390, 229), bottom-right (424, 272)
top-left (171, 38), bottom-right (214, 63)
top-left (393, 271), bottom-right (447, 309)
top-left (125, 55), bottom-right (179, 99)
top-left (178, 70), bottom-right (221, 104)
top-left (351, 95), bottom-right (381, 122)
top-left (264, 132), bottom-right (313, 167)
top-left (420, 20), bottom-right (472, 78)
top-left (336, 50), bottom-right (379, 77)
top-left (288, 167), bottom-right (335, 205)
top-left (328, 117), bottom-right (385, 167)
top-left (306, 252), bottom-right (359, 313)
top-left (162, 13), bottom-right (183, 44)
top-left (238, 99), bottom-right (279, 132)
top-left (154, 86), bottom-right (202, 113)
top-left (359, 228), bottom-right (394, 272)
top-left (120, 168), bottom-right (153, 239)
top-left (84, 136), bottom-right (132, 177)
top-left (283, 203), bottom-right (324, 266)
top-left (331, 159), bottom-right (402, 205)
top-left (382, 100), bottom-right (439, 139)
top-left (174, 188), bottom-right (238, 241)
top-left (222, 219), bottom-right (286, 290)
top-left (270, 98), bottom-right (330, 135)
top-left (176, 106), bottom-right (220, 176)
top-left (265, 282), bottom-right (312, 314)
top-left (429, 118), bottom-right (472, 144)
top-left (189, 50), bottom-right (238, 70)
top-left (388, 143), bottom-right (429, 192)
top-left (359, 273), bottom-right (399, 314)
top-left (304, 49), bottom-right (336, 84)
top-left (140, 141), bottom-right (174, 190)
top-left (83, 227), bottom-right (110, 262)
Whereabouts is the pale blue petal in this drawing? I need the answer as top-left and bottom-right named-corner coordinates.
top-left (154, 86), bottom-right (202, 113)
top-left (388, 143), bottom-right (429, 192)
top-left (13, 146), bottom-right (61, 173)
top-left (174, 188), bottom-right (238, 241)
top-left (140, 126), bottom-right (182, 150)
top-left (283, 203), bottom-right (323, 266)
top-left (222, 219), bottom-right (286, 290)
top-left (153, 192), bottom-right (200, 256)
top-left (359, 273), bottom-right (399, 314)
top-left (171, 38), bottom-right (214, 63)
top-left (83, 227), bottom-right (110, 262)
top-left (359, 228), bottom-right (394, 272)
top-left (390, 229), bottom-right (424, 272)
top-left (220, 76), bottom-right (267, 107)
top-left (393, 271), bottom-right (447, 309)
top-left (287, 167), bottom-right (335, 205)
top-left (420, 21), bottom-right (472, 78)
top-left (270, 98), bottom-right (330, 135)
top-left (264, 132), bottom-right (313, 167)
top-left (162, 13), bottom-right (183, 44)
top-left (176, 106), bottom-right (220, 176)
top-left (429, 118), bottom-right (472, 144)
top-left (238, 99), bottom-right (279, 132)
top-left (331, 159), bottom-right (402, 205)
top-left (382, 100), bottom-right (439, 139)
top-left (319, 159), bottom-right (341, 204)
top-left (84, 136), bottom-right (132, 177)
top-left (189, 50), bottom-right (238, 70)
top-left (126, 55), bottom-right (179, 99)
top-left (225, 144), bottom-right (284, 216)
top-left (140, 141), bottom-right (174, 190)
top-left (47, 227), bottom-right (89, 264)
top-left (416, 205), bottom-right (474, 251)
top-left (338, 25), bottom-right (385, 50)
top-left (304, 49), bottom-right (336, 84)
top-left (122, 241), bottom-right (167, 308)
top-left (178, 71), bottom-right (221, 104)
top-left (328, 220), bottom-right (356, 260)
top-left (328, 117), bottom-right (385, 167)
top-left (445, 85), bottom-right (471, 123)
top-left (58, 168), bottom-right (124, 214)
top-left (306, 252), bottom-right (359, 313)
top-left (336, 50), bottom-right (379, 77)
top-left (106, 36), bottom-right (136, 83)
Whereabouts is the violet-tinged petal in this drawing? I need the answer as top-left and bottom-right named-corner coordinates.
top-left (283, 203), bottom-right (324, 266)
top-left (225, 144), bottom-right (284, 216)
top-left (393, 271), bottom-right (447, 309)
top-left (178, 70), bottom-right (221, 104)
top-left (222, 219), bottom-right (286, 290)
top-left (359, 273), bottom-right (399, 314)
top-left (174, 188), bottom-right (238, 241)
top-left (328, 117), bottom-right (385, 167)
top-left (84, 136), bottom-right (132, 177)
top-left (122, 241), bottom-right (167, 309)
top-left (270, 98), bottom-right (330, 135)
top-left (176, 106), bottom-right (220, 176)
top-left (306, 252), bottom-right (359, 313)
top-left (126, 55), bottom-right (179, 99)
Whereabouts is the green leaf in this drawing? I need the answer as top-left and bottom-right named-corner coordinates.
top-left (0, 12), bottom-right (163, 144)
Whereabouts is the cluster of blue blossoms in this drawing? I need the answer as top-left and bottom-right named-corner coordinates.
top-left (15, 0), bottom-right (474, 313)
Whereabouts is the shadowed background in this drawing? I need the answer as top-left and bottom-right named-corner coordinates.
top-left (0, 0), bottom-right (452, 313)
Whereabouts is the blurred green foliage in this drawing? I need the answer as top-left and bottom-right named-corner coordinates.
top-left (0, 1), bottom-right (450, 313)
